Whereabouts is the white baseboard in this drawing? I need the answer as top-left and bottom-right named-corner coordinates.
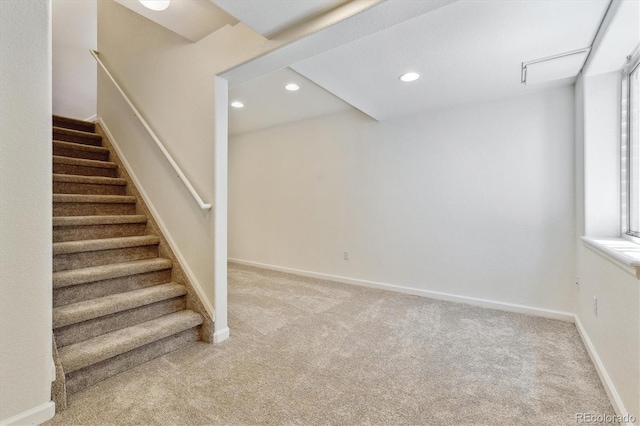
top-left (84, 114), bottom-right (97, 122)
top-left (574, 315), bottom-right (633, 424)
top-left (228, 258), bottom-right (575, 322)
top-left (213, 327), bottom-right (230, 343)
top-left (98, 118), bottom-right (215, 319)
top-left (0, 401), bottom-right (55, 426)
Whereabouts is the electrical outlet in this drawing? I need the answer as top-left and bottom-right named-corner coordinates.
top-left (343, 250), bottom-right (350, 260)
top-left (592, 296), bottom-right (598, 317)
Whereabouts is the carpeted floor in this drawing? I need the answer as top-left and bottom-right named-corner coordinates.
top-left (46, 263), bottom-right (613, 425)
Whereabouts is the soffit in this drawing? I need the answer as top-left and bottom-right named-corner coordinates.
top-left (113, 0), bottom-right (238, 42)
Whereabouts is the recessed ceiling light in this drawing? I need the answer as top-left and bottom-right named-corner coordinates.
top-left (230, 101), bottom-right (244, 108)
top-left (399, 72), bottom-right (420, 82)
top-left (285, 83), bottom-right (300, 91)
top-left (139, 0), bottom-right (170, 11)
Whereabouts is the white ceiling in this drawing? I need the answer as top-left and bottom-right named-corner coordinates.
top-left (291, 0), bottom-right (610, 120)
top-left (221, 0), bottom-right (457, 85)
top-left (585, 0), bottom-right (639, 76)
top-left (229, 67), bottom-right (353, 136)
top-left (113, 0), bottom-right (237, 42)
top-left (211, 0), bottom-right (351, 38)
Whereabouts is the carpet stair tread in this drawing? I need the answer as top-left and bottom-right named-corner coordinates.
top-left (53, 194), bottom-right (136, 204)
top-left (53, 174), bottom-right (126, 186)
top-left (53, 258), bottom-right (173, 289)
top-left (53, 155), bottom-right (117, 169)
top-left (53, 235), bottom-right (159, 255)
top-left (53, 126), bottom-right (101, 142)
top-left (53, 215), bottom-right (147, 227)
top-left (50, 117), bottom-right (209, 400)
top-left (53, 141), bottom-right (109, 154)
top-left (53, 115), bottom-right (96, 133)
top-left (53, 283), bottom-right (187, 329)
top-left (58, 310), bottom-right (203, 373)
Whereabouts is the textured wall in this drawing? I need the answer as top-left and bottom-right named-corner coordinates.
top-left (229, 86), bottom-right (577, 313)
top-left (0, 0), bottom-right (53, 422)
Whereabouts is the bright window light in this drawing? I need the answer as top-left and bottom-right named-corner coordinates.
top-left (139, 0), bottom-right (170, 11)
top-left (626, 54), bottom-right (640, 236)
top-left (230, 101), bottom-right (244, 108)
top-left (399, 72), bottom-right (420, 82)
top-left (285, 83), bottom-right (300, 91)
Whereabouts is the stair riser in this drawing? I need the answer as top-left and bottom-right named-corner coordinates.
top-left (65, 327), bottom-right (199, 395)
top-left (53, 269), bottom-right (173, 307)
top-left (53, 202), bottom-right (136, 216)
top-left (53, 146), bottom-right (109, 162)
top-left (53, 130), bottom-right (102, 146)
top-left (53, 245), bottom-right (159, 272)
top-left (53, 117), bottom-right (95, 133)
top-left (53, 223), bottom-right (147, 242)
top-left (53, 163), bottom-right (118, 178)
top-left (54, 297), bottom-right (186, 347)
top-left (53, 181), bottom-right (126, 196)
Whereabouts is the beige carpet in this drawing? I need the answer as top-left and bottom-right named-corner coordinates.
top-left (46, 263), bottom-right (613, 425)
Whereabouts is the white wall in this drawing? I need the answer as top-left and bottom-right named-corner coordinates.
top-left (0, 0), bottom-right (54, 424)
top-left (576, 245), bottom-right (639, 419)
top-left (52, 0), bottom-right (97, 120)
top-left (573, 0), bottom-right (640, 416)
top-left (583, 71), bottom-right (621, 237)
top-left (574, 47), bottom-right (639, 424)
top-left (229, 87), bottom-right (576, 314)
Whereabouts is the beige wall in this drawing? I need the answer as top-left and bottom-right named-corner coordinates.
top-left (96, 0), bottom-right (276, 331)
top-left (0, 0), bottom-right (54, 423)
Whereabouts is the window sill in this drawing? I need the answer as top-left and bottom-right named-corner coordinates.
top-left (581, 236), bottom-right (640, 279)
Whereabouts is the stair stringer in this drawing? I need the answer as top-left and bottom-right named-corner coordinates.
top-left (95, 121), bottom-right (215, 343)
top-left (51, 337), bottom-right (67, 413)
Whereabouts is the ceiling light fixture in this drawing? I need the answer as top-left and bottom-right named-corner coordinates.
top-left (285, 83), bottom-right (300, 91)
top-left (399, 72), bottom-right (420, 82)
top-left (230, 101), bottom-right (244, 108)
top-left (138, 0), bottom-right (170, 11)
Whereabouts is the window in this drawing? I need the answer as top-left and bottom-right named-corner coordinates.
top-left (624, 50), bottom-right (640, 237)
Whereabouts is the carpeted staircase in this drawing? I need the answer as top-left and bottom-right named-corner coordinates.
top-left (51, 115), bottom-right (210, 402)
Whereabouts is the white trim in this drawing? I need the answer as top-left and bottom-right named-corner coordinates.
top-left (213, 327), bottom-right (230, 344)
top-left (574, 315), bottom-right (633, 425)
top-left (581, 237), bottom-right (640, 279)
top-left (213, 77), bottom-right (229, 335)
top-left (98, 117), bottom-right (215, 319)
top-left (0, 401), bottom-right (55, 426)
top-left (228, 258), bottom-right (575, 322)
top-left (84, 114), bottom-right (97, 123)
